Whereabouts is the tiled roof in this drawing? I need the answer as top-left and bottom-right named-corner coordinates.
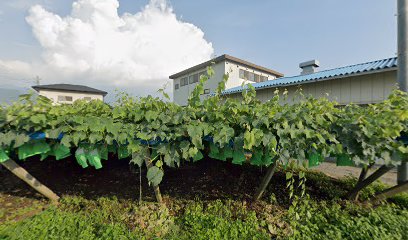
top-left (222, 57), bottom-right (397, 95)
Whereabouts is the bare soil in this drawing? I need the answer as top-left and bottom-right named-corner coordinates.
top-left (0, 156), bottom-right (371, 223)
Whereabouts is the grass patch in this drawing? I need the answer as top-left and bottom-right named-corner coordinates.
top-left (288, 200), bottom-right (408, 240)
top-left (2, 194), bottom-right (408, 239)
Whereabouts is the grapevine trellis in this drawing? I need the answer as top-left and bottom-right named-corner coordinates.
top-left (0, 68), bottom-right (407, 203)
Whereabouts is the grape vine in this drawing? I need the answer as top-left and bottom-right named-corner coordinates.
top-left (0, 68), bottom-right (407, 188)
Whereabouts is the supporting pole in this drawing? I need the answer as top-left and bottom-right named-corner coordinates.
top-left (254, 161), bottom-right (278, 201)
top-left (370, 180), bottom-right (408, 203)
top-left (354, 163), bottom-right (374, 199)
top-left (398, 162), bottom-right (408, 184)
top-left (144, 149), bottom-right (163, 204)
top-left (1, 159), bottom-right (60, 202)
top-left (397, 0), bottom-right (408, 184)
top-left (347, 165), bottom-right (394, 200)
top-left (357, 163), bottom-right (373, 183)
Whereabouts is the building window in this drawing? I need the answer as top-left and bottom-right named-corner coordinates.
top-left (83, 97), bottom-right (92, 101)
top-left (239, 69), bottom-right (269, 83)
top-left (180, 77), bottom-right (188, 86)
top-left (248, 72), bottom-right (255, 81)
top-left (244, 70), bottom-right (249, 80)
top-left (175, 84), bottom-right (179, 90)
top-left (58, 95), bottom-right (73, 102)
top-left (203, 89), bottom-right (210, 94)
top-left (189, 73), bottom-right (199, 84)
top-left (254, 74), bottom-right (260, 82)
top-left (239, 69), bottom-right (245, 79)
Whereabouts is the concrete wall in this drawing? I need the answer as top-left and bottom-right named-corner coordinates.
top-left (173, 61), bottom-right (225, 106)
top-left (38, 89), bottom-right (104, 104)
top-left (227, 70), bottom-right (397, 105)
top-left (224, 61), bottom-right (277, 89)
top-left (173, 60), bottom-right (280, 106)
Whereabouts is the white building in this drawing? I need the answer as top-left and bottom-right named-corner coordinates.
top-left (222, 57), bottom-right (398, 105)
top-left (170, 54), bottom-right (283, 106)
top-left (32, 84), bottom-right (107, 104)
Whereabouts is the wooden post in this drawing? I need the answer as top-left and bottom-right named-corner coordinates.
top-left (357, 163), bottom-right (374, 183)
top-left (370, 180), bottom-right (408, 203)
top-left (355, 163), bottom-right (374, 199)
top-left (1, 159), bottom-right (60, 202)
top-left (347, 165), bottom-right (394, 201)
top-left (254, 161), bottom-right (278, 201)
top-left (144, 148), bottom-right (163, 204)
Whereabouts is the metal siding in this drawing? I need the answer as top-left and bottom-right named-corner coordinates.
top-left (340, 78), bottom-right (351, 104)
top-left (384, 73), bottom-right (397, 97)
top-left (360, 75), bottom-right (373, 103)
top-left (372, 73), bottom-right (384, 101)
top-left (223, 57), bottom-right (398, 95)
top-left (314, 82), bottom-right (324, 99)
top-left (350, 77), bottom-right (361, 103)
top-left (331, 79), bottom-right (341, 102)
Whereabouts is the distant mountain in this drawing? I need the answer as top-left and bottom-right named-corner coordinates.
top-left (0, 87), bottom-right (28, 104)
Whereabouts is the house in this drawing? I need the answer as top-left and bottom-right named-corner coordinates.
top-left (169, 54), bottom-right (284, 106)
top-left (222, 57), bottom-right (398, 105)
top-left (32, 84), bottom-right (107, 104)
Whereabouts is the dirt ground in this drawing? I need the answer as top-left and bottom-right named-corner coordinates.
top-left (0, 157), bottom-right (267, 222)
top-left (0, 156), bottom-right (397, 223)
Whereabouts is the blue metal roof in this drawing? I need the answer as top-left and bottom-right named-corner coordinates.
top-left (222, 57), bottom-right (397, 95)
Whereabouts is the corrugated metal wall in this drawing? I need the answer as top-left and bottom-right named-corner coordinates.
top-left (227, 70), bottom-right (397, 105)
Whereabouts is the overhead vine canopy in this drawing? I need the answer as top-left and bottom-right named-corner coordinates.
top-left (0, 70), bottom-right (407, 187)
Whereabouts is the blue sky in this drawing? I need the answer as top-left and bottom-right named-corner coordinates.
top-left (0, 0), bottom-right (397, 93)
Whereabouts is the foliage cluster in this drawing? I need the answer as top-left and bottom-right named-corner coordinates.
top-left (0, 69), bottom-right (407, 187)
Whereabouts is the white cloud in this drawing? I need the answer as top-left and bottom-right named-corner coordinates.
top-left (0, 0), bottom-right (214, 96)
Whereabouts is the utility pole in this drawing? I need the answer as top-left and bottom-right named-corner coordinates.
top-left (397, 0), bottom-right (408, 184)
top-left (34, 76), bottom-right (41, 85)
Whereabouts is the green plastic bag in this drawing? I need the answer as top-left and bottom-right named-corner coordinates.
top-left (223, 147), bottom-right (233, 159)
top-left (208, 142), bottom-right (219, 159)
top-left (308, 152), bottom-right (323, 167)
top-left (18, 140), bottom-right (51, 160)
top-left (53, 143), bottom-right (71, 160)
top-left (75, 148), bottom-right (88, 168)
top-left (232, 149), bottom-right (246, 165)
top-left (99, 146), bottom-right (108, 160)
top-left (336, 154), bottom-right (354, 166)
top-left (262, 150), bottom-right (274, 166)
top-left (118, 145), bottom-right (130, 159)
top-left (217, 148), bottom-right (228, 161)
top-left (107, 145), bottom-right (116, 154)
top-left (0, 149), bottom-right (9, 163)
top-left (208, 142), bottom-right (224, 160)
top-left (40, 150), bottom-right (52, 161)
top-left (87, 149), bottom-right (102, 169)
top-left (192, 150), bottom-right (204, 162)
top-left (250, 150), bottom-right (264, 166)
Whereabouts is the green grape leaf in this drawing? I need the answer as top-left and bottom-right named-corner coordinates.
top-left (147, 166), bottom-right (164, 186)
